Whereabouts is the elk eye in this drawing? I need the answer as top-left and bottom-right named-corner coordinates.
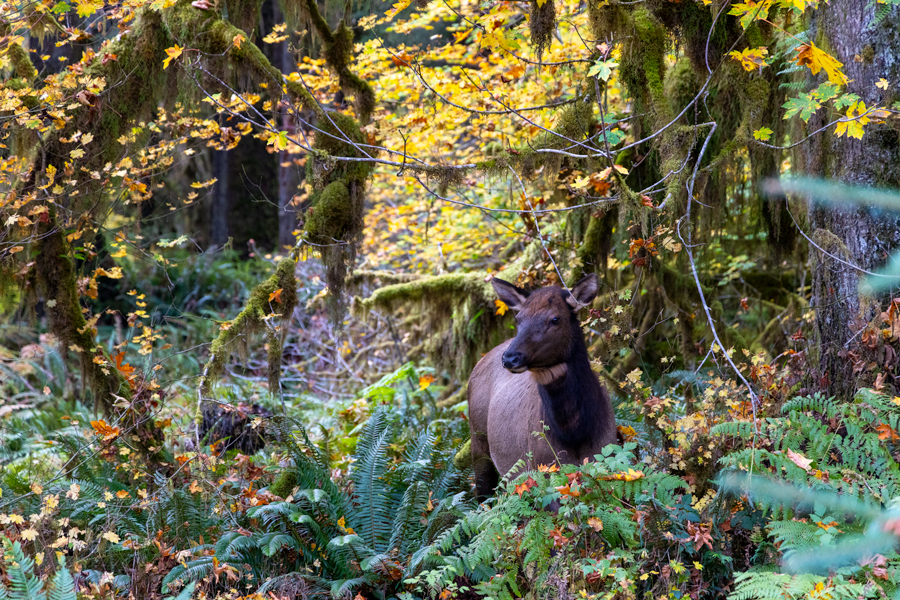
top-left (551, 316), bottom-right (560, 325)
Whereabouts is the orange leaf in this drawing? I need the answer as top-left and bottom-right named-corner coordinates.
top-left (268, 288), bottom-right (283, 303)
top-left (555, 484), bottom-right (580, 497)
top-left (494, 299), bottom-right (509, 316)
top-left (877, 423), bottom-right (900, 441)
top-left (418, 374), bottom-right (435, 389)
top-left (514, 476), bottom-right (537, 497)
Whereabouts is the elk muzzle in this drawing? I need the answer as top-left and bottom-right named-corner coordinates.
top-left (501, 348), bottom-right (528, 373)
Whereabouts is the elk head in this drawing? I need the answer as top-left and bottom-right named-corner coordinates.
top-left (491, 274), bottom-right (599, 377)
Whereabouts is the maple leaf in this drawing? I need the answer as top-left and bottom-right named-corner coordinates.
top-left (876, 423), bottom-right (900, 441)
top-left (783, 93), bottom-right (822, 122)
top-left (786, 448), bottom-right (813, 471)
top-left (91, 419), bottom-right (120, 442)
top-left (555, 484), bottom-right (580, 497)
top-left (163, 46), bottom-right (183, 70)
top-left (587, 517), bottom-right (603, 531)
top-left (268, 288), bottom-right (283, 303)
top-left (494, 299), bottom-right (509, 316)
top-left (686, 522), bottom-right (714, 551)
top-left (267, 131), bottom-right (289, 151)
top-left (753, 127), bottom-right (773, 141)
top-left (385, 0), bottom-right (411, 19)
top-left (102, 531), bottom-right (120, 544)
top-left (587, 58), bottom-right (617, 81)
top-left (728, 0), bottom-right (772, 29)
top-left (537, 463), bottom-right (559, 473)
top-left (834, 101), bottom-right (878, 139)
top-left (728, 47), bottom-right (769, 71)
top-left (418, 374), bottom-right (435, 389)
top-left (548, 527), bottom-right (571, 547)
top-left (514, 476), bottom-right (537, 496)
top-left (877, 78), bottom-right (890, 90)
top-left (792, 42), bottom-right (848, 86)
top-left (211, 557), bottom-right (239, 582)
top-left (115, 490), bottom-right (130, 499)
top-left (233, 34), bottom-right (244, 49)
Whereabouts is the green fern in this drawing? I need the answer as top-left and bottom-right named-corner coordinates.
top-left (0, 539), bottom-right (78, 600)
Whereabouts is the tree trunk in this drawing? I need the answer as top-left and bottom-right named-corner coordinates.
top-left (277, 30), bottom-right (300, 250)
top-left (797, 2), bottom-right (900, 400)
top-left (211, 147), bottom-right (230, 248)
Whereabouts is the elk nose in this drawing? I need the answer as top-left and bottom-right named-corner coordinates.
top-left (502, 350), bottom-right (526, 371)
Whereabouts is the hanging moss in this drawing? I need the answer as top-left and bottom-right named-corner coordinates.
top-left (5, 39), bottom-right (38, 81)
top-left (529, 0), bottom-right (556, 60)
top-left (305, 181), bottom-right (352, 245)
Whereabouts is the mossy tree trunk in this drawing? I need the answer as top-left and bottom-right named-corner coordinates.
top-left (797, 1), bottom-right (900, 400)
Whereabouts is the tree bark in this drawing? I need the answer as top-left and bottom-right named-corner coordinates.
top-left (797, 1), bottom-right (900, 400)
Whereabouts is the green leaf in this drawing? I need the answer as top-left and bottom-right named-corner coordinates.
top-left (783, 93), bottom-right (821, 122)
top-left (753, 127), bottom-right (774, 141)
top-left (51, 2), bottom-right (71, 13)
top-left (833, 92), bottom-right (861, 110)
top-left (810, 82), bottom-right (840, 102)
top-left (587, 59), bottom-right (617, 81)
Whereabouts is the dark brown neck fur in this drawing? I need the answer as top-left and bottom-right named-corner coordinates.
top-left (537, 317), bottom-right (612, 449)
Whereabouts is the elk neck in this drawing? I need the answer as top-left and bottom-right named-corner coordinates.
top-left (535, 329), bottom-right (610, 448)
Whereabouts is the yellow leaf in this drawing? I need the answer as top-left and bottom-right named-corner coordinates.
top-left (102, 531), bottom-right (120, 543)
top-left (385, 0), bottom-right (411, 20)
top-left (793, 42), bottom-right (848, 86)
top-left (587, 517), bottom-right (603, 531)
top-left (233, 34), bottom-right (244, 49)
top-left (494, 299), bottom-right (509, 316)
top-left (163, 45), bottom-right (183, 70)
top-left (419, 374), bottom-right (435, 389)
top-left (876, 78), bottom-right (890, 90)
top-left (728, 47), bottom-right (769, 71)
top-left (21, 528), bottom-right (38, 541)
top-left (267, 131), bottom-right (289, 151)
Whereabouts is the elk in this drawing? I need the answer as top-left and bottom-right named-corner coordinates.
top-left (468, 274), bottom-right (617, 498)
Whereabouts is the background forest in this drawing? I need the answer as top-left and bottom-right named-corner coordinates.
top-left (4, 0), bottom-right (900, 597)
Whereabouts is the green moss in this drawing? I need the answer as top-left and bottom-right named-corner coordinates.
top-left (620, 8), bottom-right (670, 127)
top-left (6, 41), bottom-right (38, 81)
top-left (305, 181), bottom-right (351, 245)
top-left (268, 469), bottom-right (298, 498)
top-left (453, 439), bottom-right (473, 470)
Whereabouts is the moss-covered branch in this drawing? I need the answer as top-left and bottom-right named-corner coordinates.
top-left (296, 0), bottom-right (375, 123)
top-left (200, 258), bottom-right (298, 396)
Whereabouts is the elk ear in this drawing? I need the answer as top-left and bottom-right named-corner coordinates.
top-left (566, 273), bottom-right (599, 309)
top-left (491, 278), bottom-right (529, 311)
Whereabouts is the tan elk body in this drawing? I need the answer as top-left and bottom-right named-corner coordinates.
top-left (468, 274), bottom-right (617, 498)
